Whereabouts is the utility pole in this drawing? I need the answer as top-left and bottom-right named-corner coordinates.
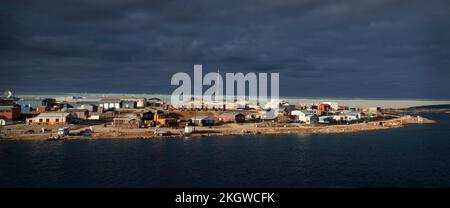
top-left (193, 103), bottom-right (196, 132)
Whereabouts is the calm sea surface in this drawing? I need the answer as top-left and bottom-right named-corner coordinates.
top-left (1, 113), bottom-right (450, 188)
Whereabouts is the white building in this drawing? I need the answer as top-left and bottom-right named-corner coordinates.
top-left (27, 112), bottom-right (74, 125)
top-left (362, 107), bottom-right (381, 117)
top-left (259, 109), bottom-right (277, 120)
top-left (99, 99), bottom-right (121, 110)
top-left (291, 110), bottom-right (316, 123)
top-left (263, 99), bottom-right (290, 116)
top-left (333, 112), bottom-right (361, 122)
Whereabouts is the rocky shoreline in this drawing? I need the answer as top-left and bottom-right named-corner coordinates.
top-left (0, 115), bottom-right (435, 141)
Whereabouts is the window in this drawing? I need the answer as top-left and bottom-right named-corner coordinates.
top-left (46, 119), bottom-right (50, 122)
top-left (39, 119), bottom-right (43, 122)
top-left (55, 119), bottom-right (59, 122)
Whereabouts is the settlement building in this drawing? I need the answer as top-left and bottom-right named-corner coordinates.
top-left (333, 112), bottom-right (361, 122)
top-left (154, 112), bottom-right (178, 127)
top-left (0, 104), bottom-right (21, 120)
top-left (318, 103), bottom-right (331, 111)
top-left (318, 116), bottom-right (334, 124)
top-left (16, 98), bottom-right (55, 111)
top-left (147, 98), bottom-right (163, 107)
top-left (99, 99), bottom-right (121, 110)
top-left (291, 110), bottom-right (316, 123)
top-left (106, 96), bottom-right (146, 108)
top-left (259, 109), bottom-right (277, 120)
top-left (322, 102), bottom-right (339, 110)
top-left (121, 100), bottom-right (137, 109)
top-left (219, 112), bottom-right (246, 123)
top-left (99, 99), bottom-right (138, 110)
top-left (362, 107), bottom-right (382, 117)
top-left (65, 109), bottom-right (89, 120)
top-left (113, 114), bottom-right (141, 128)
top-left (27, 112), bottom-right (74, 125)
top-left (302, 114), bottom-right (319, 124)
top-left (121, 97), bottom-right (146, 108)
top-left (190, 115), bottom-right (218, 126)
top-left (78, 104), bottom-right (98, 112)
top-left (68, 98), bottom-right (101, 109)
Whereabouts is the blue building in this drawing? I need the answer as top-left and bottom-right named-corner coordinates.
top-left (16, 98), bottom-right (55, 109)
top-left (21, 106), bottom-right (33, 112)
top-left (59, 102), bottom-right (74, 109)
top-left (70, 98), bottom-right (101, 109)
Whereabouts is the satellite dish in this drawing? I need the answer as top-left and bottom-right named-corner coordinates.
top-left (3, 90), bottom-right (13, 98)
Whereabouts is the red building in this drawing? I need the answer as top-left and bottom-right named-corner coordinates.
top-left (219, 112), bottom-right (246, 123)
top-left (0, 104), bottom-right (21, 120)
top-left (318, 103), bottom-right (331, 111)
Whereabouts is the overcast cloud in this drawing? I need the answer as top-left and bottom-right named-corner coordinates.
top-left (1, 0), bottom-right (449, 99)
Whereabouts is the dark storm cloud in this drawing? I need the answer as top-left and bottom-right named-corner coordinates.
top-left (1, 0), bottom-right (450, 99)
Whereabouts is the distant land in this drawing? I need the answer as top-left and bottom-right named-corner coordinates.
top-left (15, 92), bottom-right (450, 109)
top-left (408, 104), bottom-right (450, 109)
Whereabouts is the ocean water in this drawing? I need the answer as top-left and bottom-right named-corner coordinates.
top-left (1, 113), bottom-right (450, 188)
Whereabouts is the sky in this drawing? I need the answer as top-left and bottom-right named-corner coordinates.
top-left (1, 0), bottom-right (450, 99)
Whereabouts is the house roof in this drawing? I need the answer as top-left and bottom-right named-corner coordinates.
top-left (191, 115), bottom-right (218, 120)
top-left (74, 98), bottom-right (101, 103)
top-left (0, 105), bottom-right (16, 110)
top-left (292, 110), bottom-right (315, 115)
top-left (97, 96), bottom-right (145, 100)
top-left (65, 109), bottom-right (88, 112)
top-left (148, 97), bottom-right (161, 101)
top-left (191, 115), bottom-right (209, 120)
top-left (18, 98), bottom-right (49, 101)
top-left (99, 98), bottom-right (121, 102)
top-left (35, 112), bottom-right (71, 117)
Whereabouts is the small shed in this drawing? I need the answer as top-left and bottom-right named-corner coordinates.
top-left (0, 119), bottom-right (13, 126)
